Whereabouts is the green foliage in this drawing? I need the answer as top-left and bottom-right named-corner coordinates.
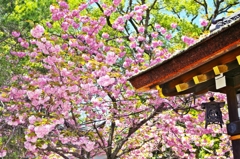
top-left (67, 0), bottom-right (85, 10)
top-left (162, 0), bottom-right (200, 15)
top-left (1, 128), bottom-right (25, 159)
top-left (0, 0), bottom-right (56, 86)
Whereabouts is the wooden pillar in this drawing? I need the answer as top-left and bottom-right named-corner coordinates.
top-left (226, 86), bottom-right (240, 159)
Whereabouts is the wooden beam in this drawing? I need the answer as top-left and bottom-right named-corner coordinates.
top-left (213, 65), bottom-right (228, 75)
top-left (225, 86), bottom-right (240, 159)
top-left (129, 20), bottom-right (240, 91)
top-left (226, 74), bottom-right (240, 88)
top-left (175, 83), bottom-right (189, 92)
top-left (158, 60), bottom-right (240, 96)
top-left (161, 78), bottom-right (217, 96)
top-left (193, 74), bottom-right (208, 84)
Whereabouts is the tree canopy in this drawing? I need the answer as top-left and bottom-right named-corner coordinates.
top-left (0, 0), bottom-right (239, 158)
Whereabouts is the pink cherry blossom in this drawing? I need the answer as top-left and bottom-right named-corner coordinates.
top-left (41, 144), bottom-right (48, 149)
top-left (200, 18), bottom-right (208, 27)
top-left (160, 27), bottom-right (166, 34)
top-left (34, 125), bottom-right (53, 138)
top-left (171, 23), bottom-right (177, 29)
top-left (18, 37), bottom-right (23, 42)
top-left (113, 0), bottom-right (121, 6)
top-left (106, 51), bottom-right (118, 65)
top-left (59, 1), bottom-right (69, 9)
top-left (97, 75), bottom-right (115, 87)
top-left (50, 5), bottom-right (57, 13)
top-left (138, 26), bottom-right (145, 33)
top-left (102, 33), bottom-right (109, 39)
top-left (71, 10), bottom-right (79, 17)
top-left (116, 25), bottom-right (124, 31)
top-left (69, 85), bottom-right (79, 93)
top-left (84, 141), bottom-right (95, 152)
top-left (151, 40), bottom-right (163, 48)
top-left (12, 31), bottom-right (20, 37)
top-left (72, 22), bottom-right (80, 29)
top-left (29, 115), bottom-right (37, 124)
top-left (79, 3), bottom-right (88, 11)
top-left (151, 32), bottom-right (158, 38)
top-left (165, 34), bottom-right (172, 40)
top-left (20, 41), bottom-right (29, 48)
top-left (0, 150), bottom-right (7, 157)
top-left (61, 34), bottom-right (68, 39)
top-left (129, 36), bottom-right (135, 41)
top-left (104, 6), bottom-right (116, 16)
top-left (27, 89), bottom-right (42, 100)
top-left (89, 0), bottom-right (99, 4)
top-left (30, 25), bottom-right (45, 38)
top-left (119, 51), bottom-right (126, 58)
top-left (135, 16), bottom-right (142, 21)
top-left (26, 135), bottom-right (38, 143)
top-left (182, 35), bottom-right (195, 45)
top-left (61, 22), bottom-right (70, 31)
top-left (154, 23), bottom-right (161, 29)
top-left (24, 141), bottom-right (36, 152)
top-left (134, 6), bottom-right (140, 11)
top-left (46, 22), bottom-right (52, 28)
top-left (137, 36), bottom-right (145, 41)
top-left (130, 41), bottom-right (137, 48)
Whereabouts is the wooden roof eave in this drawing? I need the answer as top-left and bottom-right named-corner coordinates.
top-left (129, 19), bottom-right (240, 94)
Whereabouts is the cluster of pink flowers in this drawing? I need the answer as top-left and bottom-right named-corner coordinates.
top-left (59, 1), bottom-right (69, 9)
top-left (138, 26), bottom-right (145, 33)
top-left (11, 51), bottom-right (26, 58)
top-left (171, 23), bottom-right (177, 29)
top-left (160, 27), bottom-right (166, 34)
top-left (112, 16), bottom-right (126, 31)
top-left (11, 31), bottom-right (20, 37)
top-left (104, 6), bottom-right (116, 16)
top-left (151, 32), bottom-right (158, 38)
top-left (30, 25), bottom-right (45, 38)
top-left (97, 75), bottom-right (115, 87)
top-left (113, 0), bottom-right (121, 6)
top-left (105, 51), bottom-right (118, 65)
top-left (34, 125), bottom-right (55, 138)
top-left (165, 34), bottom-right (172, 40)
top-left (102, 33), bottom-right (109, 39)
top-left (0, 150), bottom-right (7, 157)
top-left (2, 0), bottom-right (233, 158)
top-left (151, 40), bottom-right (163, 48)
top-left (133, 4), bottom-right (148, 21)
top-left (200, 18), bottom-right (208, 27)
top-left (181, 35), bottom-right (195, 45)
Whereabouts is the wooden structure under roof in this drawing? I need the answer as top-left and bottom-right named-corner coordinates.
top-left (129, 19), bottom-right (240, 96)
top-left (129, 16), bottom-right (240, 158)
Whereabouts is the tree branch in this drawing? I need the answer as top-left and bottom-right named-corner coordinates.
top-left (149, 0), bottom-right (158, 11)
top-left (171, 8), bottom-right (181, 20)
top-left (111, 103), bottom-right (166, 158)
top-left (126, 0), bottom-right (132, 13)
top-left (191, 15), bottom-right (198, 23)
top-left (129, 18), bottom-right (139, 34)
top-left (117, 137), bottom-right (154, 157)
top-left (0, 36), bottom-right (9, 43)
top-left (96, 2), bottom-right (112, 27)
top-left (46, 147), bottom-right (71, 159)
top-left (193, 0), bottom-right (204, 6)
top-left (106, 93), bottom-right (117, 157)
top-left (93, 122), bottom-right (107, 153)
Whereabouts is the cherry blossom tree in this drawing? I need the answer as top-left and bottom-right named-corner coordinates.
top-left (0, 0), bottom-right (239, 158)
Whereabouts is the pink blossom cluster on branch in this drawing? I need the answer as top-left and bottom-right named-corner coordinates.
top-left (0, 0), bottom-right (232, 158)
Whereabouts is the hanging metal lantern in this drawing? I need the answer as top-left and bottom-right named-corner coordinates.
top-left (201, 97), bottom-right (225, 128)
